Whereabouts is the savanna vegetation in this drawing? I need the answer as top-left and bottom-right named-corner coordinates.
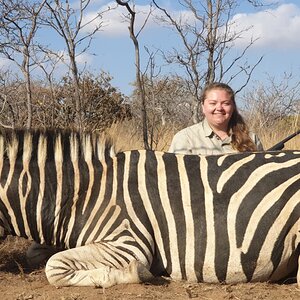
top-left (0, 0), bottom-right (299, 152)
top-left (0, 2), bottom-right (299, 298)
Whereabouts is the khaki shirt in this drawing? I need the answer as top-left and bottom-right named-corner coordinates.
top-left (169, 119), bottom-right (263, 155)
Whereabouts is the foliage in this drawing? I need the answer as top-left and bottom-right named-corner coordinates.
top-left (0, 0), bottom-right (299, 151)
top-left (0, 70), bottom-right (131, 130)
top-left (55, 71), bottom-right (131, 130)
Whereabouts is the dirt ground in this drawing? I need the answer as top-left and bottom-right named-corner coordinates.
top-left (1, 237), bottom-right (300, 300)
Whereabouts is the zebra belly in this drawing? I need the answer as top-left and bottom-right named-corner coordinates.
top-left (167, 258), bottom-right (293, 284)
top-left (167, 238), bottom-right (299, 284)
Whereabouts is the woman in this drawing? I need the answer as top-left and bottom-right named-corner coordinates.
top-left (169, 82), bottom-right (263, 155)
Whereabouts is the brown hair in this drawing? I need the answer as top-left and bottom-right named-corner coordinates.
top-left (200, 82), bottom-right (257, 152)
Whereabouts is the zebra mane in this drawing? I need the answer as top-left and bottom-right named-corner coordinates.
top-left (0, 128), bottom-right (116, 163)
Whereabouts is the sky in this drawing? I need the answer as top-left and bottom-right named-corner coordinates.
top-left (1, 0), bottom-right (300, 98)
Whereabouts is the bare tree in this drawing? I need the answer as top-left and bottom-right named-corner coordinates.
top-left (33, 49), bottom-right (64, 127)
top-left (0, 70), bottom-right (18, 128)
top-left (116, 0), bottom-right (155, 150)
top-left (246, 0), bottom-right (270, 6)
top-left (131, 73), bottom-right (194, 150)
top-left (242, 73), bottom-right (300, 132)
top-left (44, 0), bottom-right (111, 131)
top-left (241, 74), bottom-right (300, 149)
top-left (0, 0), bottom-right (47, 128)
top-left (0, 69), bottom-right (32, 128)
top-left (152, 0), bottom-right (263, 123)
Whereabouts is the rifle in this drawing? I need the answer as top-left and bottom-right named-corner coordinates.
top-left (267, 129), bottom-right (300, 151)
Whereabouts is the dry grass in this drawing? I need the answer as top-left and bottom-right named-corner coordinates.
top-left (106, 120), bottom-right (300, 152)
top-left (0, 236), bottom-right (31, 275)
top-left (259, 128), bottom-right (300, 150)
top-left (0, 236), bottom-right (29, 259)
top-left (106, 120), bottom-right (177, 152)
top-left (251, 115), bottom-right (300, 150)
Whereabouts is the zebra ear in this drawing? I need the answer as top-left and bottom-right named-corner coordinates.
top-left (110, 144), bottom-right (116, 158)
top-left (94, 133), bottom-right (116, 161)
top-left (104, 134), bottom-right (116, 158)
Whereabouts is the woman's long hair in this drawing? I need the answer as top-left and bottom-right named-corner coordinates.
top-left (201, 82), bottom-right (257, 152)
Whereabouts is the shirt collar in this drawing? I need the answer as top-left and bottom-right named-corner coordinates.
top-left (202, 118), bottom-right (233, 142)
top-left (203, 118), bottom-right (214, 137)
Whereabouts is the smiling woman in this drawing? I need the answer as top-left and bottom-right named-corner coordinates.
top-left (168, 82), bottom-right (264, 155)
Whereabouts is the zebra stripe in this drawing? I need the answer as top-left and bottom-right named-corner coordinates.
top-left (201, 155), bottom-right (217, 282)
top-left (53, 134), bottom-right (63, 244)
top-left (1, 134), bottom-right (20, 236)
top-left (0, 129), bottom-right (299, 288)
top-left (177, 155), bottom-right (197, 282)
top-left (37, 135), bottom-right (47, 244)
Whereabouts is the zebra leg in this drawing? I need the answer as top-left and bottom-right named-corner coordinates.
top-left (45, 243), bottom-right (153, 287)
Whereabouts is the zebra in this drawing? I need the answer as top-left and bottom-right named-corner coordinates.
top-left (0, 128), bottom-right (299, 288)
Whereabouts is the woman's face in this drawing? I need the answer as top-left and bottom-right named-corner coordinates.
top-left (201, 88), bottom-right (235, 131)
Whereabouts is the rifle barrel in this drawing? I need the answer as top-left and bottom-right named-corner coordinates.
top-left (267, 129), bottom-right (300, 151)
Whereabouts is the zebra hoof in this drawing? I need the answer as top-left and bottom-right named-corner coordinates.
top-left (134, 261), bottom-right (154, 283)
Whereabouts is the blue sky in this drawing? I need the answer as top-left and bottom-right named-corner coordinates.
top-left (1, 0), bottom-right (300, 97)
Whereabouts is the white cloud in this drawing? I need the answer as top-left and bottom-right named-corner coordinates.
top-left (80, 1), bottom-right (300, 51)
top-left (97, 2), bottom-right (300, 51)
top-left (231, 3), bottom-right (300, 49)
top-left (83, 2), bottom-right (160, 37)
